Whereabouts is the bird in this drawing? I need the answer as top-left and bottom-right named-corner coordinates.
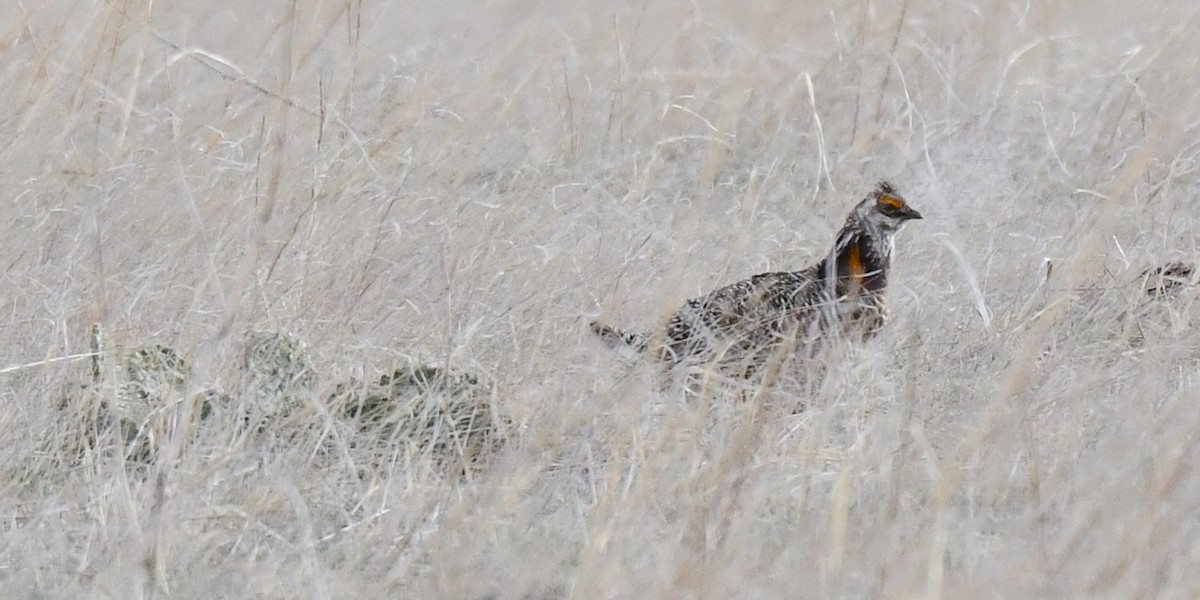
top-left (591, 181), bottom-right (923, 379)
top-left (1140, 261), bottom-right (1196, 298)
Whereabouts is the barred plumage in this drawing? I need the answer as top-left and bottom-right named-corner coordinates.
top-left (592, 181), bottom-right (922, 377)
top-left (1141, 261), bottom-right (1197, 298)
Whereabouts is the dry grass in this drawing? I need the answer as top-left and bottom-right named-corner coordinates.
top-left (3, 1), bottom-right (1200, 598)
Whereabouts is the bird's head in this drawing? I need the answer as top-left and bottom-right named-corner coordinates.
top-left (853, 181), bottom-right (922, 236)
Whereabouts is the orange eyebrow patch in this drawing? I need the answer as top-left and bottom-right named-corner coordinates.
top-left (878, 195), bottom-right (904, 209)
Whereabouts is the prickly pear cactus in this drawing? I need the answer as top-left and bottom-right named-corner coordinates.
top-left (117, 343), bottom-right (194, 463)
top-left (119, 344), bottom-right (188, 417)
top-left (242, 330), bottom-right (317, 418)
top-left (333, 364), bottom-right (507, 474)
top-left (55, 324), bottom-right (209, 467)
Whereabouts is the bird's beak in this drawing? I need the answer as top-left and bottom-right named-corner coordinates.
top-left (903, 206), bottom-right (923, 220)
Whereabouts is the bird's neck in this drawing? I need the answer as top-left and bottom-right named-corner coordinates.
top-left (820, 225), bottom-right (891, 296)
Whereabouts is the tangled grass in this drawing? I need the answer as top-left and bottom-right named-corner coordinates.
top-left (3, 0), bottom-right (1200, 598)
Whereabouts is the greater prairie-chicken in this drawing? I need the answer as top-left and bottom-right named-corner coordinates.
top-left (1140, 261), bottom-right (1197, 298)
top-left (591, 181), bottom-right (923, 377)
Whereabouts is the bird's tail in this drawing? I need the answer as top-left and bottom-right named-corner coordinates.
top-left (589, 321), bottom-right (649, 352)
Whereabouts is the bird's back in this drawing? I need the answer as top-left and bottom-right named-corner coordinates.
top-left (660, 268), bottom-right (828, 374)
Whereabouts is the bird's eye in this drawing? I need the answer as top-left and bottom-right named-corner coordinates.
top-left (879, 202), bottom-right (901, 215)
top-left (878, 196), bottom-right (904, 213)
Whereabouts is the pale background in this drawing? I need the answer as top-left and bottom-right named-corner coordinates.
top-left (2, 1), bottom-right (1199, 597)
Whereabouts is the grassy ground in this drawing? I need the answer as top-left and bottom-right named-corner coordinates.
top-left (3, 0), bottom-right (1200, 598)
